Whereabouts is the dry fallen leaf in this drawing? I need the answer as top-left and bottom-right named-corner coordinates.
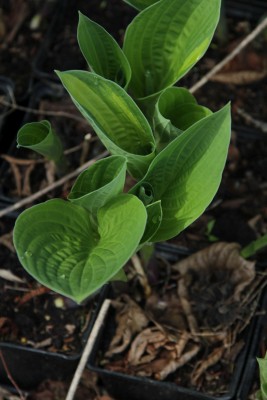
top-left (211, 69), bottom-right (267, 85)
top-left (105, 295), bottom-right (149, 357)
top-left (172, 242), bottom-right (256, 302)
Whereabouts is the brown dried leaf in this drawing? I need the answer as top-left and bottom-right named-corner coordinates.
top-left (127, 326), bottom-right (169, 365)
top-left (155, 344), bottom-right (200, 380)
top-left (0, 231), bottom-right (15, 252)
top-left (145, 292), bottom-right (186, 330)
top-left (22, 163), bottom-right (35, 196)
top-left (105, 295), bottom-right (149, 357)
top-left (211, 69), bottom-right (267, 85)
top-left (173, 242), bottom-right (256, 301)
top-left (191, 347), bottom-right (224, 385)
top-left (44, 161), bottom-right (56, 186)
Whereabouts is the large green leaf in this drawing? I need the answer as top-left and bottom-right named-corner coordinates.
top-left (68, 155), bottom-right (127, 213)
top-left (154, 87), bottom-right (211, 150)
top-left (17, 120), bottom-right (66, 171)
top-left (123, 0), bottom-right (159, 11)
top-left (57, 70), bottom-right (155, 179)
top-left (77, 12), bottom-right (131, 88)
top-left (123, 0), bottom-right (221, 98)
top-left (13, 195), bottom-right (147, 303)
top-left (130, 104), bottom-right (231, 241)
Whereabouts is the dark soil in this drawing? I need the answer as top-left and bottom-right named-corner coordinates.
top-left (0, 0), bottom-right (59, 100)
top-left (0, 217), bottom-right (94, 354)
top-left (0, 84), bottom-right (105, 204)
top-left (98, 248), bottom-right (264, 397)
top-left (34, 0), bottom-right (137, 80)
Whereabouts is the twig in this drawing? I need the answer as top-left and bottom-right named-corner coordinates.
top-left (18, 286), bottom-right (50, 306)
top-left (236, 107), bottom-right (267, 133)
top-left (0, 150), bottom-right (109, 218)
top-left (1, 2), bottom-right (28, 47)
top-left (190, 17), bottom-right (267, 94)
top-left (0, 98), bottom-right (87, 124)
top-left (65, 299), bottom-right (111, 400)
top-left (0, 350), bottom-right (26, 400)
top-left (131, 253), bottom-right (152, 297)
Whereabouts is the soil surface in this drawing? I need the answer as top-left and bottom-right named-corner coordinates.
top-left (34, 0), bottom-right (137, 80)
top-left (0, 0), bottom-right (59, 100)
top-left (0, 217), bottom-right (94, 355)
top-left (98, 244), bottom-right (266, 397)
top-left (0, 84), bottom-right (105, 205)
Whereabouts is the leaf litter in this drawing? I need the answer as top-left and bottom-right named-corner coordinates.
top-left (102, 242), bottom-right (267, 396)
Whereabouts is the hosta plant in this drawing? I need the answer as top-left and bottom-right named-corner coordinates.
top-left (13, 0), bottom-right (231, 304)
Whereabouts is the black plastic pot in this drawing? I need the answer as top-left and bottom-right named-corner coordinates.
top-left (87, 244), bottom-right (258, 400)
top-left (0, 284), bottom-right (108, 390)
top-left (236, 290), bottom-right (267, 400)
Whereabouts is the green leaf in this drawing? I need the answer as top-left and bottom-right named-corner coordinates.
top-left (123, 0), bottom-right (221, 98)
top-left (141, 200), bottom-right (162, 244)
top-left (131, 103), bottom-right (231, 241)
top-left (110, 268), bottom-right (128, 282)
top-left (123, 0), bottom-right (159, 11)
top-left (258, 353), bottom-right (267, 400)
top-left (68, 155), bottom-right (127, 213)
top-left (17, 120), bottom-right (66, 171)
top-left (241, 233), bottom-right (267, 259)
top-left (77, 12), bottom-right (131, 88)
top-left (13, 195), bottom-right (147, 303)
top-left (57, 70), bottom-right (155, 179)
top-left (154, 87), bottom-right (211, 150)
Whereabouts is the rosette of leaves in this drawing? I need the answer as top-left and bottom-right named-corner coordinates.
top-left (13, 0), bottom-right (231, 304)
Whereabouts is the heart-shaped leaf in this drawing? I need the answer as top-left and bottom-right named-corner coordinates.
top-left (68, 155), bottom-right (127, 213)
top-left (154, 87), bottom-right (211, 150)
top-left (17, 120), bottom-right (66, 171)
top-left (123, 0), bottom-right (159, 11)
top-left (13, 195), bottom-right (147, 303)
top-left (131, 104), bottom-right (231, 241)
top-left (123, 0), bottom-right (221, 98)
top-left (57, 70), bottom-right (155, 179)
top-left (77, 12), bottom-right (131, 88)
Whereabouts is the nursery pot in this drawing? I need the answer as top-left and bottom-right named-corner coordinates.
top-left (236, 289), bottom-right (267, 400)
top-left (0, 284), bottom-right (108, 390)
top-left (87, 243), bottom-right (260, 400)
top-left (0, 210), bottom-right (108, 390)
